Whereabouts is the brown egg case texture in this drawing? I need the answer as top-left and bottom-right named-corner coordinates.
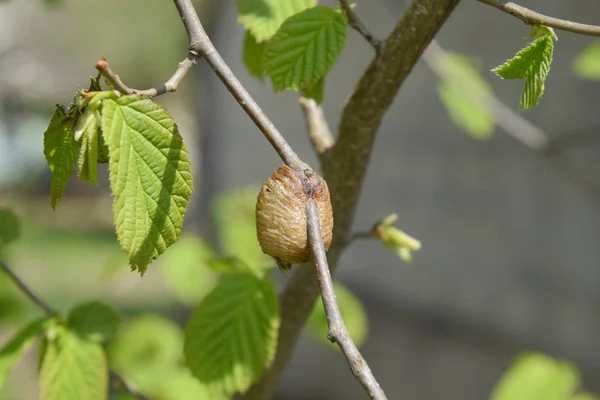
top-left (256, 165), bottom-right (333, 270)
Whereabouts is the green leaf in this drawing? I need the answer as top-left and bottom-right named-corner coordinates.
top-left (212, 188), bottom-right (271, 275)
top-left (0, 208), bottom-right (20, 247)
top-left (491, 353), bottom-right (580, 400)
top-left (184, 273), bottom-right (279, 396)
top-left (263, 6), bottom-right (348, 91)
top-left (573, 40), bottom-right (600, 80)
top-left (43, 106), bottom-right (78, 209)
top-left (301, 76), bottom-right (325, 104)
top-left (157, 370), bottom-right (227, 400)
top-left (40, 327), bottom-right (108, 400)
top-left (307, 282), bottom-right (368, 349)
top-left (492, 34), bottom-right (554, 110)
top-left (0, 317), bottom-right (50, 387)
top-left (67, 301), bottom-right (121, 343)
top-left (101, 95), bottom-right (194, 275)
top-left (236, 0), bottom-right (317, 42)
top-left (437, 53), bottom-right (495, 139)
top-left (160, 235), bottom-right (219, 307)
top-left (243, 30), bottom-right (266, 80)
top-left (108, 315), bottom-right (182, 394)
top-left (75, 109), bottom-right (101, 185)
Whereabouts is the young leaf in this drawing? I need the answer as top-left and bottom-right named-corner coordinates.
top-left (67, 301), bottom-right (121, 343)
top-left (101, 95), bottom-right (194, 275)
top-left (75, 109), bottom-right (101, 185)
top-left (243, 30), bottom-right (266, 80)
top-left (572, 394), bottom-right (599, 400)
top-left (212, 188), bottom-right (271, 275)
top-left (157, 370), bottom-right (227, 400)
top-left (437, 52), bottom-right (495, 139)
top-left (491, 353), bottom-right (580, 400)
top-left (573, 40), bottom-right (600, 80)
top-left (0, 208), bottom-right (20, 247)
top-left (184, 273), bottom-right (279, 396)
top-left (236, 0), bottom-right (317, 42)
top-left (43, 106), bottom-right (78, 209)
top-left (0, 317), bottom-right (50, 387)
top-left (492, 34), bottom-right (554, 110)
top-left (263, 6), bottom-right (348, 92)
top-left (39, 327), bottom-right (108, 400)
top-left (160, 235), bottom-right (218, 307)
top-left (307, 282), bottom-right (368, 349)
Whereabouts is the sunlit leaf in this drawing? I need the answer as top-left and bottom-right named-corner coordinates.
top-left (0, 317), bottom-right (50, 387)
top-left (437, 52), bottom-right (494, 139)
top-left (184, 273), bottom-right (279, 396)
top-left (160, 235), bottom-right (219, 307)
top-left (491, 353), bottom-right (580, 400)
top-left (108, 315), bottom-right (182, 394)
top-left (40, 327), bottom-right (108, 400)
top-left (213, 188), bottom-right (271, 275)
top-left (236, 0), bottom-right (317, 42)
top-left (573, 40), bottom-right (600, 80)
top-left (263, 6), bottom-right (348, 91)
top-left (101, 95), bottom-right (194, 275)
top-left (492, 34), bottom-right (554, 110)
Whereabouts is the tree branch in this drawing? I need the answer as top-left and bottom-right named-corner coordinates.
top-left (172, 0), bottom-right (308, 172)
top-left (0, 261), bottom-right (148, 400)
top-left (299, 97), bottom-right (334, 156)
top-left (245, 1), bottom-right (460, 398)
top-left (339, 0), bottom-right (382, 53)
top-left (476, 0), bottom-right (600, 37)
top-left (95, 56), bottom-right (198, 97)
top-left (306, 199), bottom-right (387, 400)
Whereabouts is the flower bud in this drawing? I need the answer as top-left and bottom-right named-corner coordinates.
top-left (256, 165), bottom-right (333, 270)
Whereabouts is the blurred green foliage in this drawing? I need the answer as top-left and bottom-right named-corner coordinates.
top-left (492, 353), bottom-right (597, 400)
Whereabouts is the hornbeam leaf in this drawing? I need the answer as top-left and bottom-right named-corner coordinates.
top-left (101, 95), bottom-right (193, 275)
top-left (43, 106), bottom-right (78, 209)
top-left (184, 273), bottom-right (279, 396)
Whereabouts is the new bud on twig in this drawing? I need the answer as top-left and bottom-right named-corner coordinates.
top-left (256, 165), bottom-right (333, 270)
top-left (372, 213), bottom-right (421, 263)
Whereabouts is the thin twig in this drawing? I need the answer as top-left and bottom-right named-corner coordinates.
top-left (172, 0), bottom-right (309, 172)
top-left (351, 231), bottom-right (374, 242)
top-left (0, 261), bottom-right (57, 317)
top-left (0, 260), bottom-right (148, 400)
top-left (299, 97), bottom-right (334, 156)
top-left (476, 0), bottom-right (600, 37)
top-left (306, 199), bottom-right (387, 400)
top-left (95, 56), bottom-right (198, 98)
top-left (339, 0), bottom-right (382, 53)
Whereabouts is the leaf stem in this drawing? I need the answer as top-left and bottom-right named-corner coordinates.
top-left (477, 0), bottom-right (600, 37)
top-left (172, 0), bottom-right (309, 172)
top-left (306, 199), bottom-right (387, 400)
top-left (0, 260), bottom-right (149, 400)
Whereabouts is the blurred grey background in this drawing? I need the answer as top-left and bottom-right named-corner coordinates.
top-left (1, 0), bottom-right (599, 399)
